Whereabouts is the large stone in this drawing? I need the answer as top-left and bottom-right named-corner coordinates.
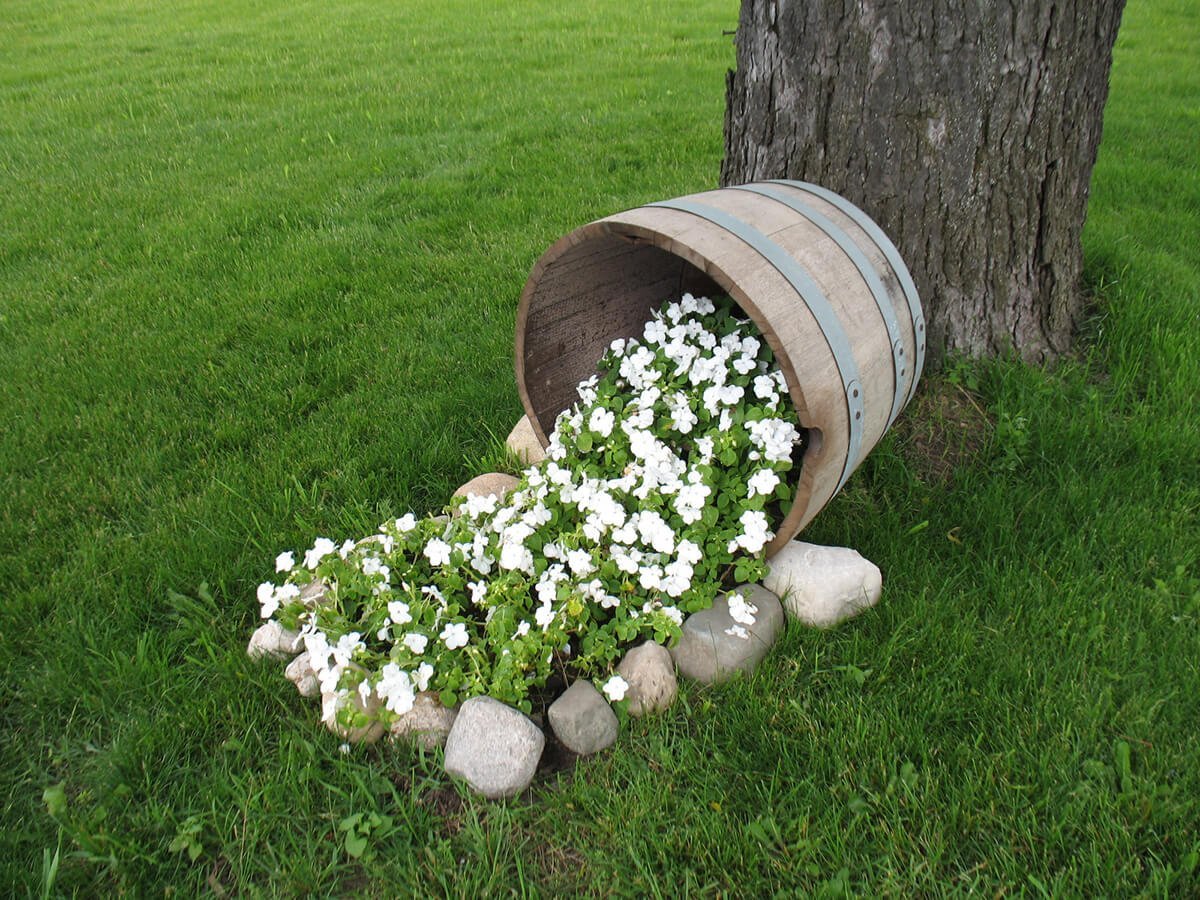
top-left (547, 681), bottom-right (619, 755)
top-left (451, 472), bottom-right (519, 517)
top-left (444, 696), bottom-right (545, 799)
top-left (506, 415), bottom-right (546, 465)
top-left (247, 620), bottom-right (302, 660)
top-left (298, 579), bottom-right (328, 607)
top-left (762, 541), bottom-right (882, 628)
top-left (285, 651), bottom-right (320, 697)
top-left (616, 642), bottom-right (677, 716)
top-left (670, 585), bottom-right (785, 684)
top-left (389, 692), bottom-right (458, 750)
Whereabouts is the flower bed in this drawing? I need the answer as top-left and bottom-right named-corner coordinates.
top-left (255, 294), bottom-right (804, 736)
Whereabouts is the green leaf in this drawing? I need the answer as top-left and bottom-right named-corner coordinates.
top-left (576, 432), bottom-right (593, 452)
top-left (344, 830), bottom-right (368, 859)
top-left (42, 783), bottom-right (67, 819)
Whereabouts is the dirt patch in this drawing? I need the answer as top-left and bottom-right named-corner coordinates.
top-left (419, 784), bottom-right (467, 834)
top-left (893, 377), bottom-right (994, 484)
top-left (535, 730), bottom-right (582, 778)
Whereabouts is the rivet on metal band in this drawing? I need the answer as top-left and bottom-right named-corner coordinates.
top-left (730, 182), bottom-right (907, 430)
top-left (766, 179), bottom-right (925, 411)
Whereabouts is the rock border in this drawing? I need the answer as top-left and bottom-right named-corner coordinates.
top-left (249, 449), bottom-right (882, 797)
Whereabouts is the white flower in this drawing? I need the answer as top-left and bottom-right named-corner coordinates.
top-left (515, 620), bottom-right (531, 637)
top-left (747, 468), bottom-right (781, 499)
top-left (566, 549), bottom-right (595, 577)
top-left (747, 417), bottom-right (802, 464)
top-left (602, 675), bottom-right (629, 703)
top-left (339, 539), bottom-right (356, 559)
top-left (728, 591), bottom-right (759, 626)
top-left (589, 407), bottom-right (615, 438)
top-left (638, 564), bottom-right (663, 591)
top-left (362, 556), bottom-right (389, 579)
top-left (725, 624), bottom-right (750, 640)
top-left (499, 541), bottom-right (534, 575)
top-left (464, 492), bottom-right (498, 518)
top-left (732, 509), bottom-right (772, 554)
top-left (304, 537), bottom-right (336, 569)
top-left (661, 560), bottom-right (694, 597)
top-left (275, 551), bottom-right (295, 573)
top-left (612, 544), bottom-right (640, 574)
top-left (303, 630), bottom-right (331, 669)
top-left (413, 662), bottom-right (434, 692)
top-left (387, 600), bottom-right (412, 625)
top-left (403, 632), bottom-right (428, 655)
top-left (377, 663), bottom-right (415, 715)
top-left (753, 374), bottom-right (778, 401)
top-left (257, 582), bottom-right (278, 618)
top-left (660, 605), bottom-right (684, 626)
top-left (535, 602), bottom-right (556, 630)
top-left (469, 580), bottom-right (488, 606)
top-left (332, 632), bottom-right (364, 669)
top-left (393, 513), bottom-right (417, 534)
top-left (733, 354), bottom-right (757, 375)
top-left (636, 510), bottom-right (676, 555)
top-left (424, 538), bottom-right (452, 567)
top-left (440, 622), bottom-right (469, 650)
top-left (643, 317), bottom-right (668, 345)
top-left (675, 539), bottom-right (702, 567)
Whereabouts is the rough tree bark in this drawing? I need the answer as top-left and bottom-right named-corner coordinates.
top-left (721, 0), bottom-right (1125, 364)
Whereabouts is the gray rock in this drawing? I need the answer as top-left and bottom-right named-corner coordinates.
top-left (762, 541), bottom-right (882, 628)
top-left (285, 651), bottom-right (320, 697)
top-left (451, 472), bottom-right (519, 517)
top-left (389, 692), bottom-right (458, 750)
top-left (547, 681), bottom-right (619, 755)
top-left (616, 642), bottom-right (677, 716)
top-left (506, 415), bottom-right (546, 465)
top-left (444, 696), bottom-right (545, 799)
top-left (670, 585), bottom-right (785, 684)
top-left (299, 579), bottom-right (328, 607)
top-left (247, 620), bottom-right (302, 660)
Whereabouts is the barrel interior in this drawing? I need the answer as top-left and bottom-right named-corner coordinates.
top-left (517, 229), bottom-right (724, 442)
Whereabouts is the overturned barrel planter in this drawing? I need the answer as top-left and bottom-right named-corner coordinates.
top-left (515, 181), bottom-right (925, 557)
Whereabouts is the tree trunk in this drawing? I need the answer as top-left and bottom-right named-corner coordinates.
top-left (721, 0), bottom-right (1125, 364)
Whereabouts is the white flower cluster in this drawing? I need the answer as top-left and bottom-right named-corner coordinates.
top-left (725, 589), bottom-right (759, 640)
top-left (257, 294), bottom-right (803, 724)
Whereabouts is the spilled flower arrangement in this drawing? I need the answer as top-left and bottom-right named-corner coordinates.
top-left (257, 294), bottom-right (803, 734)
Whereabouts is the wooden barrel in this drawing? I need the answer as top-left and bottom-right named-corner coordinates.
top-left (514, 180), bottom-right (925, 557)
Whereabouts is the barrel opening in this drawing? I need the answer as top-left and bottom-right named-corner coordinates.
top-left (516, 224), bottom-right (824, 461)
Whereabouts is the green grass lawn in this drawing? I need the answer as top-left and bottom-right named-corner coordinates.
top-left (2, 0), bottom-right (1198, 894)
